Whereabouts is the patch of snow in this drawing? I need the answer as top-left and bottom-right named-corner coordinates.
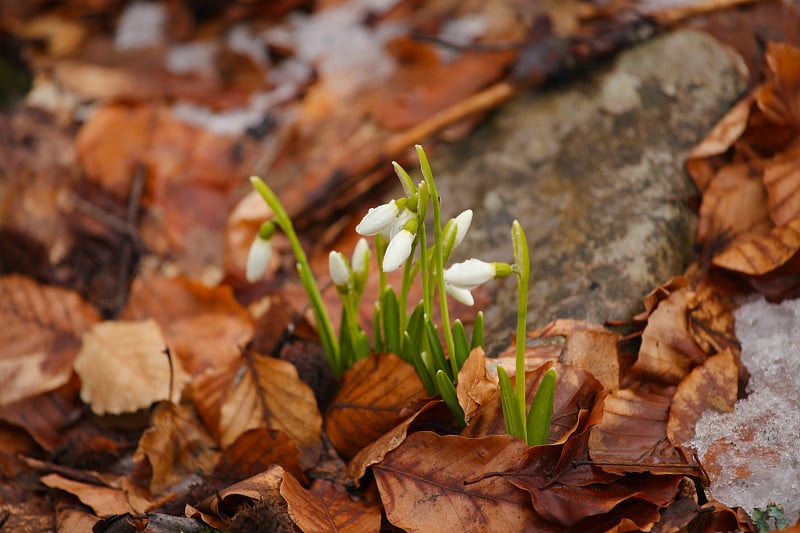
top-left (689, 297), bottom-right (800, 522)
top-left (262, 0), bottom-right (402, 99)
top-left (114, 1), bottom-right (166, 50)
top-left (227, 24), bottom-right (268, 66)
top-left (166, 42), bottom-right (217, 75)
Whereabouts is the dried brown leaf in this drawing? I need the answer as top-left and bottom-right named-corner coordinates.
top-left (215, 428), bottom-right (304, 484)
top-left (763, 144), bottom-right (800, 226)
top-left (373, 432), bottom-right (542, 532)
top-left (560, 329), bottom-right (621, 392)
top-left (0, 274), bottom-right (100, 406)
top-left (132, 402), bottom-right (218, 496)
top-left (41, 473), bottom-right (135, 516)
top-left (324, 353), bottom-right (428, 459)
top-left (667, 349), bottom-right (739, 445)
top-left (712, 218), bottom-right (800, 275)
top-left (588, 389), bottom-right (695, 474)
top-left (630, 287), bottom-right (707, 385)
top-left (756, 42), bottom-right (800, 128)
top-left (73, 319), bottom-right (188, 415)
top-left (282, 476), bottom-right (381, 533)
top-left (199, 465), bottom-right (285, 521)
top-left (121, 274), bottom-right (254, 376)
top-left (193, 353), bottom-right (322, 468)
top-left (456, 348), bottom-right (497, 426)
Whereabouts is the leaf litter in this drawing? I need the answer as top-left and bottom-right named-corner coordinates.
top-left (1, 0), bottom-right (800, 531)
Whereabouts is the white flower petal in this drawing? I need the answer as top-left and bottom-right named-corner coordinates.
top-left (245, 236), bottom-right (272, 282)
top-left (382, 229), bottom-right (414, 272)
top-left (452, 209), bottom-right (473, 247)
top-left (328, 251), bottom-right (350, 287)
top-left (351, 237), bottom-right (370, 276)
top-left (388, 208), bottom-right (415, 239)
top-left (445, 283), bottom-right (475, 306)
top-left (443, 258), bottom-right (495, 289)
top-left (356, 202), bottom-right (398, 236)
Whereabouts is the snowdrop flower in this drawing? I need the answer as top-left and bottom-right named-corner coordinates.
top-left (442, 258), bottom-right (512, 304)
top-left (329, 251), bottom-right (350, 290)
top-left (387, 207), bottom-right (415, 239)
top-left (351, 237), bottom-right (370, 277)
top-left (443, 209), bottom-right (473, 249)
top-left (356, 201), bottom-right (400, 236)
top-left (245, 221), bottom-right (275, 282)
top-left (383, 217), bottom-right (418, 272)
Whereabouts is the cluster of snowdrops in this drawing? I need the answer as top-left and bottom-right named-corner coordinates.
top-left (246, 145), bottom-right (555, 445)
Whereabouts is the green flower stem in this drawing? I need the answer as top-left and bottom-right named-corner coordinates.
top-left (511, 220), bottom-right (530, 436)
top-left (399, 238), bottom-right (418, 348)
top-left (416, 145), bottom-right (457, 379)
top-left (250, 177), bottom-right (340, 372)
top-left (417, 181), bottom-right (432, 318)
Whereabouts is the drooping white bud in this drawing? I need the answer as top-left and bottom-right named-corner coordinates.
top-left (245, 235), bottom-right (273, 282)
top-left (356, 201), bottom-right (399, 236)
top-left (351, 238), bottom-right (370, 276)
top-left (382, 229), bottom-right (414, 272)
top-left (451, 209), bottom-right (473, 248)
top-left (328, 251), bottom-right (350, 288)
top-left (443, 258), bottom-right (497, 289)
top-left (445, 282), bottom-right (475, 306)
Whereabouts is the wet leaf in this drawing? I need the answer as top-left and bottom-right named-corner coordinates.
top-left (132, 402), bottom-right (218, 496)
top-left (281, 476), bottom-right (381, 533)
top-left (193, 351), bottom-right (322, 468)
top-left (373, 432), bottom-right (542, 532)
top-left (73, 318), bottom-right (188, 415)
top-left (121, 274), bottom-right (254, 376)
top-left (712, 218), bottom-right (800, 275)
top-left (0, 274), bottom-right (100, 406)
top-left (325, 353), bottom-right (428, 459)
top-left (667, 349), bottom-right (739, 445)
top-left (630, 287), bottom-right (707, 385)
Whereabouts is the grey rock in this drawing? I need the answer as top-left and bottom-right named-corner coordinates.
top-left (430, 30), bottom-right (748, 353)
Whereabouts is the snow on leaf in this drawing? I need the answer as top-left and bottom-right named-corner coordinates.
top-left (0, 274), bottom-right (100, 407)
top-left (73, 319), bottom-right (188, 415)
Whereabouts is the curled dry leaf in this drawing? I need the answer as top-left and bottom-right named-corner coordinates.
top-left (755, 42), bottom-right (800, 129)
top-left (40, 473), bottom-right (135, 517)
top-left (373, 432), bottom-right (541, 532)
top-left (456, 348), bottom-right (497, 426)
top-left (0, 274), bottom-right (100, 406)
top-left (281, 476), bottom-right (381, 533)
top-left (763, 144), bottom-right (800, 226)
top-left (634, 276), bottom-right (689, 322)
top-left (667, 349), bottom-right (739, 445)
top-left (325, 353), bottom-right (428, 459)
top-left (73, 319), bottom-right (188, 415)
top-left (463, 362), bottom-right (604, 443)
top-left (630, 287), bottom-right (707, 385)
top-left (347, 400), bottom-right (448, 486)
top-left (588, 389), bottom-right (697, 475)
top-left (132, 402), bottom-right (219, 496)
top-left (712, 218), bottom-right (800, 275)
top-left (193, 352), bottom-right (322, 469)
top-left (121, 274), bottom-right (254, 376)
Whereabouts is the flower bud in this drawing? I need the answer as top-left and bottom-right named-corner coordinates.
top-left (329, 251), bottom-right (350, 289)
top-left (245, 232), bottom-right (273, 282)
top-left (382, 229), bottom-right (414, 272)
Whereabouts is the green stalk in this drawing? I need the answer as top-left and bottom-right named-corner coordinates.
top-left (511, 220), bottom-right (530, 436)
top-left (416, 145), bottom-right (457, 379)
top-left (417, 181), bottom-right (432, 317)
top-left (250, 177), bottom-right (340, 372)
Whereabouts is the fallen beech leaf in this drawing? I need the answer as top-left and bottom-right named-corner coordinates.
top-left (456, 348), bottom-right (497, 426)
top-left (755, 42), bottom-right (800, 128)
top-left (634, 276), bottom-right (689, 322)
top-left (667, 349), bottom-right (738, 445)
top-left (281, 476), bottom-right (380, 533)
top-left (55, 504), bottom-right (101, 532)
top-left (193, 352), bottom-right (322, 468)
top-left (347, 400), bottom-right (448, 486)
top-left (763, 145), bottom-right (800, 226)
top-left (712, 218), bottom-right (800, 275)
top-left (588, 389), bottom-right (694, 474)
top-left (695, 162), bottom-right (771, 248)
top-left (41, 473), bottom-right (135, 517)
top-left (215, 428), bottom-right (304, 484)
top-left (463, 362), bottom-right (604, 443)
top-left (0, 274), bottom-right (100, 406)
top-left (691, 502), bottom-right (756, 533)
top-left (686, 98), bottom-right (753, 193)
top-left (630, 287), bottom-right (707, 385)
top-left (121, 274), bottom-right (254, 376)
top-left (73, 319), bottom-right (188, 415)
top-left (132, 402), bottom-right (218, 495)
top-left (0, 376), bottom-right (81, 452)
top-left (198, 465), bottom-right (287, 523)
top-left (560, 329), bottom-right (621, 392)
top-left (373, 432), bottom-right (542, 532)
top-left (325, 353), bottom-right (428, 459)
